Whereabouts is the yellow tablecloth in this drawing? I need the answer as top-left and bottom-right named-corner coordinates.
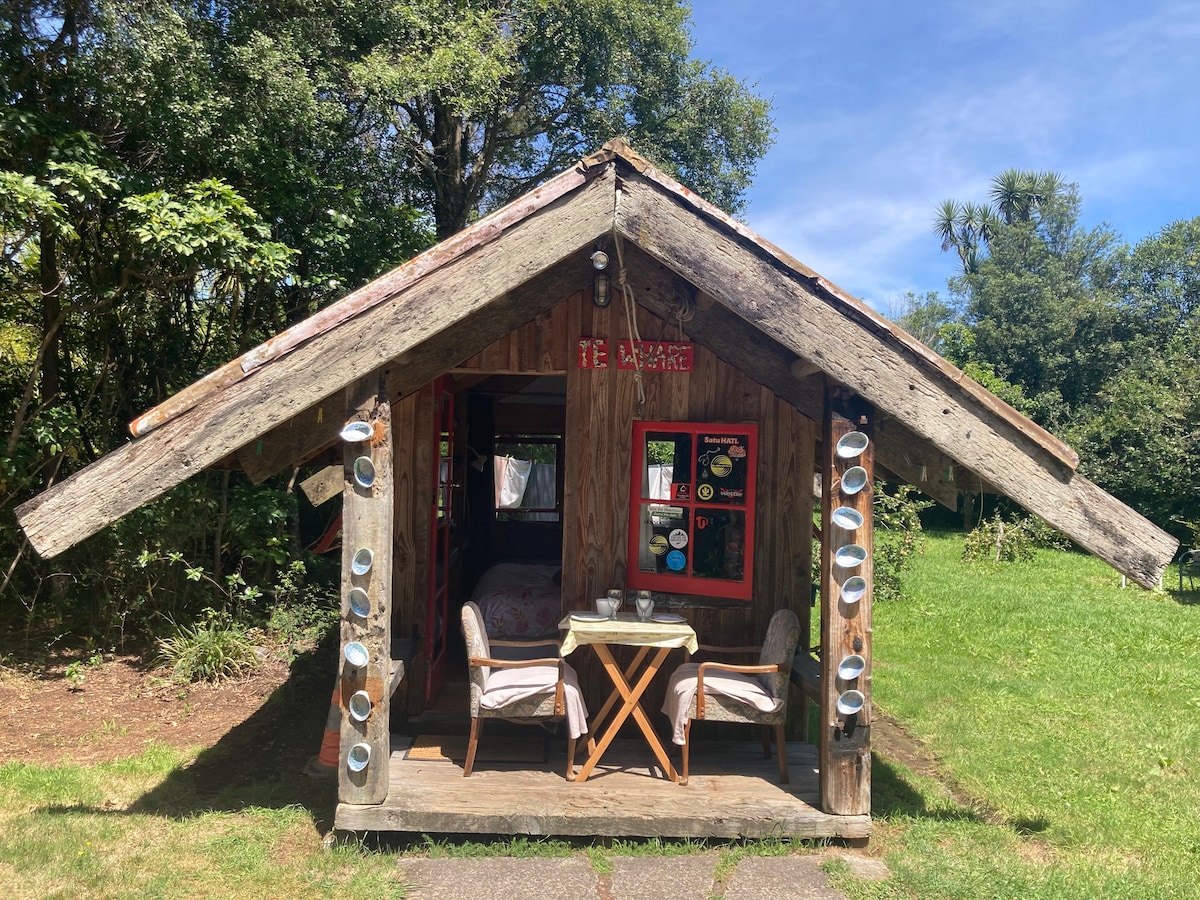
top-left (558, 612), bottom-right (698, 656)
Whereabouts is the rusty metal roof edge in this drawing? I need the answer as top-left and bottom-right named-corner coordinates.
top-left (607, 144), bottom-right (1080, 472)
top-left (128, 163), bottom-right (598, 439)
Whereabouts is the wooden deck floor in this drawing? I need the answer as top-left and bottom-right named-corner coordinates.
top-left (334, 734), bottom-right (871, 840)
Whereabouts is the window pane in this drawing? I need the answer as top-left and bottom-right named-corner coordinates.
top-left (695, 432), bottom-right (750, 505)
top-left (636, 503), bottom-right (691, 576)
top-left (692, 508), bottom-right (746, 582)
top-left (642, 431), bottom-right (691, 500)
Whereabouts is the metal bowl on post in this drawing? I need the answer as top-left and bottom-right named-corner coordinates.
top-left (840, 466), bottom-right (868, 495)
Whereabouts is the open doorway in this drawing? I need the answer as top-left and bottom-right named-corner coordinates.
top-left (426, 374), bottom-right (567, 711)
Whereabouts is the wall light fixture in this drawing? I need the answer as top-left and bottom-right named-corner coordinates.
top-left (591, 250), bottom-right (610, 308)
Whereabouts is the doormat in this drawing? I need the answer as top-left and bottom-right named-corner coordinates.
top-left (405, 734), bottom-right (546, 763)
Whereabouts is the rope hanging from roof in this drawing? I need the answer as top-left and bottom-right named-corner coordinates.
top-left (613, 235), bottom-right (646, 417)
top-left (664, 283), bottom-right (694, 344)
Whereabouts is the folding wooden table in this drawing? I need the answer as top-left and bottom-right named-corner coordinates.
top-left (559, 612), bottom-right (698, 782)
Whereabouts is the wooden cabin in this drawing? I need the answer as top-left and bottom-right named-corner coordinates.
top-left (16, 140), bottom-right (1177, 842)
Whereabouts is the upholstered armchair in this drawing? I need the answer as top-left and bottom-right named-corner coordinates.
top-left (663, 608), bottom-right (801, 785)
top-left (460, 601), bottom-right (588, 778)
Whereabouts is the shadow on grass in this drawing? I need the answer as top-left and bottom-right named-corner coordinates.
top-left (1168, 587), bottom-right (1200, 606)
top-left (871, 752), bottom-right (981, 823)
top-left (118, 634), bottom-right (341, 832)
top-left (871, 752), bottom-right (1051, 838)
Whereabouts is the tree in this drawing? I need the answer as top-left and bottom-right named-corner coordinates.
top-left (343, 0), bottom-right (774, 237)
top-left (1116, 217), bottom-right (1200, 345)
top-left (888, 290), bottom-right (957, 352)
top-left (0, 0), bottom-right (427, 639)
top-left (1, 0), bottom-right (775, 643)
top-left (934, 169), bottom-right (1066, 276)
top-left (930, 175), bottom-right (1200, 539)
top-left (934, 175), bottom-right (1126, 430)
top-left (1066, 321), bottom-right (1200, 542)
top-left (988, 168), bottom-right (1065, 226)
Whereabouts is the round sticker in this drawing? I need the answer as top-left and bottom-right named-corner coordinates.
top-left (697, 483), bottom-right (714, 500)
top-left (668, 528), bottom-right (689, 549)
top-left (709, 454), bottom-right (733, 477)
top-left (665, 549), bottom-right (686, 571)
top-left (649, 534), bottom-right (669, 556)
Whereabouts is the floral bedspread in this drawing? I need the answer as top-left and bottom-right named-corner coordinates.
top-left (470, 562), bottom-right (563, 639)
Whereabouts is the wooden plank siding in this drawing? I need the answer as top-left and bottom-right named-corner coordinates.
top-left (389, 391), bottom-right (420, 719)
top-left (405, 289), bottom-right (819, 733)
top-left (454, 301), bottom-right (571, 375)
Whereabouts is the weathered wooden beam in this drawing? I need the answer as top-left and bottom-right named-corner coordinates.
top-left (614, 178), bottom-right (1177, 587)
top-left (790, 359), bottom-right (822, 380)
top-left (339, 373), bottom-right (394, 805)
top-left (16, 168), bottom-right (615, 557)
top-left (618, 250), bottom-right (959, 511)
top-left (819, 389), bottom-right (873, 817)
top-left (235, 270), bottom-right (588, 486)
top-left (874, 417), bottom-right (962, 510)
top-left (300, 465), bottom-right (342, 507)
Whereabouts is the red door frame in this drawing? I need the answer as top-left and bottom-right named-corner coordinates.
top-left (425, 377), bottom-right (454, 704)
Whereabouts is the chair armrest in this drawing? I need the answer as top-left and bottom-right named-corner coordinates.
top-left (695, 661), bottom-right (782, 719)
top-left (468, 655), bottom-right (563, 669)
top-left (697, 661), bottom-right (780, 675)
top-left (469, 656), bottom-right (568, 715)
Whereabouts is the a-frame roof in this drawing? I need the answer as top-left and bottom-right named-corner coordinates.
top-left (16, 139), bottom-right (1177, 586)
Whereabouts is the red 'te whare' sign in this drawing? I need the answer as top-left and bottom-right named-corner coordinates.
top-left (576, 338), bottom-right (693, 371)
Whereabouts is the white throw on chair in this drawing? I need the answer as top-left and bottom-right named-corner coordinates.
top-left (662, 608), bottom-right (801, 785)
top-left (460, 601), bottom-right (588, 778)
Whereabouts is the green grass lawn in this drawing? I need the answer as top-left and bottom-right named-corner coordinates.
top-left (849, 531), bottom-right (1200, 899)
top-left (0, 745), bottom-right (406, 899)
top-left (2, 533), bottom-right (1197, 898)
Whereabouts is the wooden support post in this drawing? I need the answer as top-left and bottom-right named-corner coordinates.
top-left (338, 372), bottom-right (394, 805)
top-left (819, 382), bottom-right (873, 816)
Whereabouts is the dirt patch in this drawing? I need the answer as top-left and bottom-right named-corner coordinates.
top-left (870, 711), bottom-right (944, 784)
top-left (0, 649), bottom-right (328, 768)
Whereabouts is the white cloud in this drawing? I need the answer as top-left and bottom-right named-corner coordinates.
top-left (691, 0), bottom-right (1200, 306)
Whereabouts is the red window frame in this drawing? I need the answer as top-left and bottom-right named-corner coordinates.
top-left (626, 421), bottom-right (757, 601)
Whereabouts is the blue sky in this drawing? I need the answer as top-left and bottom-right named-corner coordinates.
top-left (686, 0), bottom-right (1200, 312)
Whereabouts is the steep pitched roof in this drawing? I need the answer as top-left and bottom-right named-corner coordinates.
top-left (16, 139), bottom-right (1177, 586)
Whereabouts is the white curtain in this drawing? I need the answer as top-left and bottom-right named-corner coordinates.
top-left (647, 464), bottom-right (675, 500)
top-left (494, 456), bottom-right (533, 508)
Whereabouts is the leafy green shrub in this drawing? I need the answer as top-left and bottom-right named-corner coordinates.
top-left (963, 514), bottom-right (1037, 563)
top-left (157, 608), bottom-right (260, 683)
top-left (1021, 514), bottom-right (1073, 551)
top-left (812, 482), bottom-right (933, 602)
top-left (874, 483), bottom-right (934, 601)
top-left (1172, 517), bottom-right (1200, 550)
top-left (267, 561), bottom-right (338, 657)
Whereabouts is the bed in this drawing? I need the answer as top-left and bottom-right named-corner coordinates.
top-left (468, 562), bottom-right (563, 639)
